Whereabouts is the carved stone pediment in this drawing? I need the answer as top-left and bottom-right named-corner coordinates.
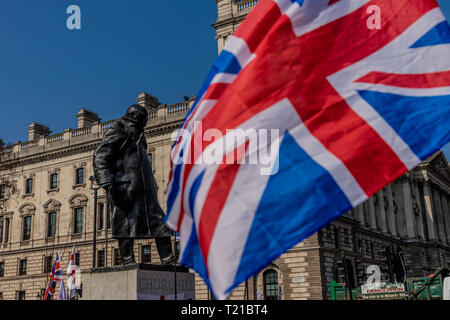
top-left (69, 194), bottom-right (88, 207)
top-left (43, 199), bottom-right (62, 212)
top-left (423, 151), bottom-right (450, 180)
top-left (18, 202), bottom-right (36, 216)
top-left (427, 151), bottom-right (450, 179)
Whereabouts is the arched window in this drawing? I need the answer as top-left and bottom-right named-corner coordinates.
top-left (22, 216), bottom-right (32, 241)
top-left (43, 199), bottom-right (61, 238)
top-left (18, 203), bottom-right (36, 242)
top-left (263, 269), bottom-right (279, 300)
top-left (69, 194), bottom-right (88, 235)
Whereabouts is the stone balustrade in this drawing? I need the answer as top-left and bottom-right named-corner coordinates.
top-left (0, 101), bottom-right (194, 161)
top-left (147, 99), bottom-right (194, 127)
top-left (167, 101), bottom-right (190, 114)
top-left (233, 0), bottom-right (259, 13)
top-left (20, 139), bottom-right (39, 150)
top-left (71, 126), bottom-right (92, 138)
top-left (148, 109), bottom-right (158, 119)
top-left (100, 119), bottom-right (117, 131)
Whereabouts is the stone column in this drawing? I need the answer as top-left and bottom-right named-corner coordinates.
top-left (362, 201), bottom-right (371, 229)
top-left (447, 195), bottom-right (450, 240)
top-left (432, 187), bottom-right (446, 244)
top-left (423, 182), bottom-right (437, 241)
top-left (447, 195), bottom-right (450, 242)
top-left (355, 204), bottom-right (365, 226)
top-left (393, 181), bottom-right (407, 238)
top-left (440, 192), bottom-right (450, 244)
top-left (375, 190), bottom-right (388, 234)
top-left (412, 180), bottom-right (425, 241)
top-left (401, 176), bottom-right (417, 240)
top-left (368, 196), bottom-right (377, 231)
top-left (385, 184), bottom-right (397, 236)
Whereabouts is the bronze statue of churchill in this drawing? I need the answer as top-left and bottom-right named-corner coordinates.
top-left (93, 104), bottom-right (175, 265)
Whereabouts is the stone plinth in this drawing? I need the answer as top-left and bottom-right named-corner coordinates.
top-left (82, 264), bottom-right (195, 300)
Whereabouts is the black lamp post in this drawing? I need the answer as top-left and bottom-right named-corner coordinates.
top-left (89, 176), bottom-right (100, 269)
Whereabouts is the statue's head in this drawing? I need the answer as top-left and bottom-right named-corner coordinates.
top-left (123, 104), bottom-right (148, 128)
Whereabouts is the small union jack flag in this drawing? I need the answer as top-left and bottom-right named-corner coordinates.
top-left (165, 0), bottom-right (450, 299)
top-left (44, 251), bottom-right (63, 300)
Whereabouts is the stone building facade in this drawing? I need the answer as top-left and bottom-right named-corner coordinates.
top-left (0, 0), bottom-right (449, 300)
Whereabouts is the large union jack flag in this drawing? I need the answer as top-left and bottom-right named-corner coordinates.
top-left (165, 0), bottom-right (450, 299)
top-left (44, 251), bottom-right (63, 300)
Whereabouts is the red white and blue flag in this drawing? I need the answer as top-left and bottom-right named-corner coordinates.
top-left (67, 246), bottom-right (77, 299)
top-left (58, 279), bottom-right (66, 300)
top-left (165, 0), bottom-right (450, 299)
top-left (44, 251), bottom-right (63, 300)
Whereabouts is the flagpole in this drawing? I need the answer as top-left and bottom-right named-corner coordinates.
top-left (93, 186), bottom-right (98, 268)
top-left (90, 176), bottom-right (99, 269)
top-left (105, 188), bottom-right (109, 267)
top-left (174, 230), bottom-right (177, 301)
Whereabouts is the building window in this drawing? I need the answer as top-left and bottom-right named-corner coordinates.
top-left (0, 262), bottom-right (4, 278)
top-left (50, 173), bottom-right (58, 190)
top-left (334, 266), bottom-right (341, 283)
top-left (16, 291), bottom-right (25, 300)
top-left (19, 259), bottom-right (27, 276)
top-left (97, 202), bottom-right (110, 229)
top-left (73, 207), bottom-right (83, 234)
top-left (263, 269), bottom-right (279, 300)
top-left (148, 153), bottom-right (153, 169)
top-left (334, 227), bottom-right (341, 249)
top-left (141, 245), bottom-right (152, 263)
top-left (97, 250), bottom-right (105, 268)
top-left (114, 248), bottom-right (121, 266)
top-left (4, 218), bottom-right (9, 243)
top-left (22, 215), bottom-right (32, 241)
top-left (75, 253), bottom-right (80, 266)
top-left (0, 292), bottom-right (3, 300)
top-left (67, 251), bottom-right (80, 267)
top-left (44, 256), bottom-right (53, 274)
top-left (0, 216), bottom-right (3, 244)
top-left (25, 178), bottom-right (33, 194)
top-left (75, 168), bottom-right (84, 185)
top-left (97, 203), bottom-right (104, 230)
top-left (345, 258), bottom-right (356, 288)
top-left (0, 184), bottom-right (6, 199)
top-left (47, 211), bottom-right (56, 238)
top-left (107, 206), bottom-right (111, 229)
top-left (370, 242), bottom-right (375, 260)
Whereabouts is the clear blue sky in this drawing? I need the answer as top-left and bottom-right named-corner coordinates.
top-left (0, 0), bottom-right (449, 158)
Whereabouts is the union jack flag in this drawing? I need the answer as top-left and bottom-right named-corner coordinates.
top-left (44, 251), bottom-right (63, 300)
top-left (165, 0), bottom-right (450, 299)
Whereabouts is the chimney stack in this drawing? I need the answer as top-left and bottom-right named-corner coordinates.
top-left (76, 109), bottom-right (101, 128)
top-left (27, 122), bottom-right (51, 141)
top-left (136, 92), bottom-right (160, 110)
